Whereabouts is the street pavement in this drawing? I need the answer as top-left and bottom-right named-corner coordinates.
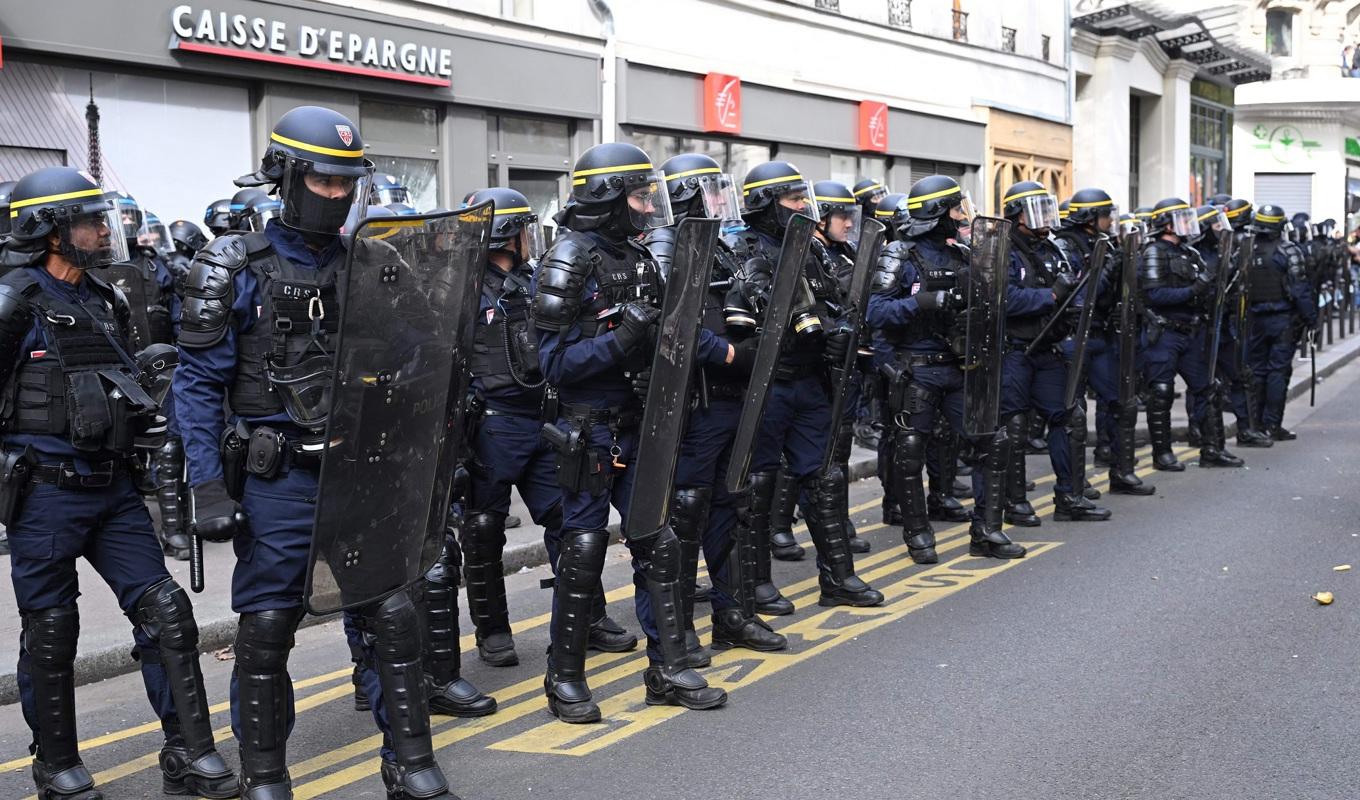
top-left (2, 354), bottom-right (1359, 798)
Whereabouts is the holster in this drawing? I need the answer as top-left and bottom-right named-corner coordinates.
top-left (220, 426), bottom-right (247, 500)
top-left (245, 425), bottom-right (285, 480)
top-left (1145, 318), bottom-right (1164, 347)
top-left (0, 446), bottom-right (33, 526)
top-left (542, 421), bottom-right (611, 496)
top-left (880, 362), bottom-right (910, 413)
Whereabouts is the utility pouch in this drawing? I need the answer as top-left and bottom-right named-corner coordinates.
top-left (221, 426), bottom-right (247, 500)
top-left (245, 425), bottom-right (285, 479)
top-left (0, 446), bottom-right (34, 526)
top-left (66, 371), bottom-right (113, 450)
top-left (540, 386), bottom-right (560, 424)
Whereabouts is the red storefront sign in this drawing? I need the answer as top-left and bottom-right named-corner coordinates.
top-left (858, 100), bottom-right (889, 152)
top-left (703, 73), bottom-right (741, 134)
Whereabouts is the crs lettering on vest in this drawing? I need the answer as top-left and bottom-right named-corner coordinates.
top-left (281, 283), bottom-right (321, 300)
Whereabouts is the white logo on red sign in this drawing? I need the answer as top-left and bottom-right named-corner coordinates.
top-left (714, 78), bottom-right (739, 131)
top-left (867, 104), bottom-right (888, 150)
top-left (335, 125), bottom-right (354, 147)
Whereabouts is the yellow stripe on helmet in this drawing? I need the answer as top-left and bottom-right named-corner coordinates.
top-left (814, 195), bottom-right (856, 204)
top-left (1068, 199), bottom-right (1113, 209)
top-left (8, 187), bottom-right (105, 214)
top-left (1255, 212), bottom-right (1285, 223)
top-left (571, 162), bottom-right (653, 179)
top-left (1157, 203), bottom-right (1190, 213)
top-left (270, 131), bottom-right (364, 159)
top-left (1224, 205), bottom-right (1250, 219)
top-left (742, 174), bottom-right (805, 195)
top-left (906, 185), bottom-right (961, 209)
top-left (664, 166), bottom-right (721, 182)
top-left (1002, 187), bottom-right (1050, 204)
top-left (853, 182), bottom-right (884, 197)
top-left (493, 206), bottom-right (532, 215)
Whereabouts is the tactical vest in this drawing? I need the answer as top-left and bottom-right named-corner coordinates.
top-left (229, 237), bottom-right (341, 427)
top-left (1, 272), bottom-right (151, 454)
top-left (1007, 236), bottom-right (1065, 342)
top-left (470, 262), bottom-right (543, 395)
top-left (103, 253), bottom-right (174, 349)
top-left (882, 243), bottom-right (961, 350)
top-left (1248, 239), bottom-right (1287, 305)
top-left (701, 242), bottom-right (748, 394)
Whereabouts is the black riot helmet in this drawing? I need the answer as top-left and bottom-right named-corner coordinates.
top-left (741, 160), bottom-right (818, 235)
top-left (5, 166), bottom-right (129, 269)
top-left (812, 180), bottom-right (861, 244)
top-left (237, 105), bottom-right (375, 235)
top-left (169, 219), bottom-right (208, 255)
top-left (873, 192), bottom-right (911, 238)
top-left (464, 187), bottom-right (545, 262)
top-left (1192, 205), bottom-right (1229, 246)
top-left (1252, 204), bottom-right (1287, 237)
top-left (557, 142), bottom-right (672, 237)
top-left (1066, 187), bottom-right (1117, 230)
top-left (1002, 180), bottom-right (1059, 233)
top-left (1150, 197), bottom-right (1199, 239)
top-left (229, 188), bottom-right (269, 231)
top-left (0, 180), bottom-right (16, 238)
top-left (370, 173), bottom-right (410, 207)
top-left (1290, 212), bottom-right (1311, 241)
top-left (1207, 193), bottom-right (1233, 208)
top-left (659, 152), bottom-right (743, 226)
top-left (204, 198), bottom-right (232, 236)
top-left (853, 177), bottom-right (889, 219)
top-left (1058, 199), bottom-right (1070, 228)
top-left (106, 191), bottom-right (143, 247)
top-left (903, 175), bottom-right (970, 239)
top-left (1223, 198), bottom-right (1253, 231)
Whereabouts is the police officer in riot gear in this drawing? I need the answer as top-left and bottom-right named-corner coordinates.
top-left (226, 188), bottom-right (269, 233)
top-left (533, 142), bottom-right (729, 723)
top-left (1245, 204), bottom-right (1316, 441)
top-left (204, 198), bottom-right (232, 237)
top-left (0, 179), bottom-right (18, 243)
top-left (810, 180), bottom-right (874, 553)
top-left (644, 152), bottom-right (785, 659)
top-left (852, 178), bottom-right (890, 229)
top-left (1218, 198), bottom-right (1274, 449)
top-left (168, 219), bottom-right (209, 281)
top-left (866, 176), bottom-right (1027, 562)
top-left (371, 173), bottom-right (412, 207)
top-left (0, 166), bottom-right (236, 800)
top-left (850, 178), bottom-right (891, 452)
top-left (723, 160), bottom-right (884, 614)
top-left (999, 181), bottom-right (1111, 523)
top-left (1053, 188), bottom-right (1153, 495)
top-left (176, 106), bottom-right (454, 799)
top-left (1188, 205), bottom-right (1246, 468)
top-left (1138, 197), bottom-right (1218, 472)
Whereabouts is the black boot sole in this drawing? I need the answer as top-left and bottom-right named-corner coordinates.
top-left (1053, 510), bottom-right (1112, 522)
top-left (907, 548), bottom-right (939, 565)
top-left (644, 687), bottom-right (728, 710)
top-left (430, 698), bottom-right (498, 718)
top-left (710, 636), bottom-right (788, 653)
top-left (1198, 459), bottom-right (1245, 469)
top-left (848, 539), bottom-right (871, 554)
top-left (546, 695), bottom-right (601, 724)
top-left (1109, 483), bottom-right (1156, 496)
top-left (817, 591), bottom-right (884, 608)
top-left (1003, 513), bottom-right (1041, 528)
top-left (754, 601), bottom-right (795, 616)
top-left (771, 547), bottom-right (806, 561)
top-left (1152, 462), bottom-right (1185, 472)
top-left (163, 773), bottom-right (240, 799)
top-left (478, 650), bottom-right (520, 667)
top-left (969, 541), bottom-right (1027, 559)
top-left (587, 636), bottom-right (639, 653)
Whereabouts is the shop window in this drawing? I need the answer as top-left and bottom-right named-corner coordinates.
top-left (500, 116), bottom-right (571, 160)
top-left (361, 99), bottom-right (441, 211)
top-left (830, 153), bottom-right (859, 187)
top-left (369, 155), bottom-right (440, 213)
top-left (1189, 155), bottom-right (1223, 207)
top-left (888, 0), bottom-right (911, 29)
top-left (1266, 9), bottom-right (1293, 58)
top-left (629, 130), bottom-right (771, 181)
top-left (361, 101), bottom-right (437, 147)
top-left (1002, 27), bottom-right (1017, 54)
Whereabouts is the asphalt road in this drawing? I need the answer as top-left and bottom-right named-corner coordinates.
top-left (3, 359), bottom-right (1358, 800)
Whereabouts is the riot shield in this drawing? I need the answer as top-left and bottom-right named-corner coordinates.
top-left (961, 216), bottom-right (1011, 436)
top-left (725, 213), bottom-right (816, 494)
top-left (1233, 231), bottom-right (1256, 378)
top-left (821, 218), bottom-right (887, 473)
top-left (625, 217), bottom-right (719, 538)
top-left (104, 259), bottom-right (153, 351)
top-left (1116, 229), bottom-right (1142, 411)
top-left (1203, 228), bottom-right (1236, 386)
top-left (304, 204), bottom-right (491, 615)
top-left (1063, 235), bottom-right (1110, 409)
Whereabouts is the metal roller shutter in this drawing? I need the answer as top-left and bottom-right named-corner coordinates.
top-left (1253, 173), bottom-right (1312, 218)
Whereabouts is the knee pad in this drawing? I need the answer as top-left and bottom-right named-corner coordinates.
top-left (557, 529), bottom-right (608, 592)
top-left (667, 487), bottom-right (712, 541)
top-left (1066, 404), bottom-right (1087, 439)
top-left (234, 608), bottom-right (303, 675)
top-left (363, 590), bottom-right (422, 664)
top-left (462, 511), bottom-right (506, 555)
top-left (747, 471), bottom-right (778, 513)
top-left (1148, 382), bottom-right (1175, 407)
top-left (423, 534), bottom-right (461, 587)
top-left (802, 467), bottom-right (843, 518)
top-left (892, 429), bottom-right (928, 475)
top-left (155, 437), bottom-right (185, 476)
top-left (134, 578), bottom-right (199, 653)
top-left (22, 606), bottom-right (80, 672)
top-left (640, 525), bottom-right (683, 583)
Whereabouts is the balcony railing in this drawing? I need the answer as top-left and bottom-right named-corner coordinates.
top-left (887, 0), bottom-right (911, 29)
top-left (953, 9), bottom-right (968, 42)
top-left (1002, 26), bottom-right (1016, 53)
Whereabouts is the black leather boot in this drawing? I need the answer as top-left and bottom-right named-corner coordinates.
top-left (461, 512), bottom-right (518, 668)
top-left (669, 487), bottom-right (713, 669)
top-left (711, 608), bottom-right (787, 651)
top-left (971, 430), bottom-right (1025, 558)
top-left (546, 530), bottom-right (608, 724)
top-left (1146, 382), bottom-right (1183, 471)
top-left (711, 489), bottom-right (788, 652)
top-left (417, 536), bottom-right (496, 718)
top-left (1053, 492), bottom-right (1111, 521)
top-left (587, 614), bottom-right (639, 652)
top-left (1108, 399), bottom-right (1155, 495)
top-left (1199, 397), bottom-right (1244, 468)
top-left (234, 608), bottom-right (304, 800)
top-left (1003, 414), bottom-right (1040, 526)
top-left (1269, 425), bottom-right (1297, 441)
top-left (23, 607), bottom-right (105, 800)
top-left (804, 470), bottom-right (883, 607)
top-left (894, 427), bottom-right (938, 564)
top-left (638, 526), bottom-right (728, 711)
top-left (748, 471), bottom-right (795, 615)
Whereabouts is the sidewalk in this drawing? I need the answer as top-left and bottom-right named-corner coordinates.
top-left (3, 329), bottom-right (1359, 704)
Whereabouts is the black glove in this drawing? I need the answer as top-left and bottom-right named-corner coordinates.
top-left (729, 338), bottom-right (760, 375)
top-left (451, 461), bottom-right (470, 504)
top-left (1052, 271), bottom-right (1080, 303)
top-left (631, 368), bottom-right (651, 401)
top-left (191, 478), bottom-right (248, 543)
top-left (824, 327), bottom-right (853, 364)
top-left (1191, 270), bottom-right (1216, 298)
top-left (612, 303), bottom-right (660, 355)
top-left (913, 290), bottom-right (947, 311)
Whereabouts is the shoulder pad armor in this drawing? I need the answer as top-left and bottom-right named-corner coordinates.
top-left (1280, 241), bottom-right (1308, 279)
top-left (178, 233), bottom-right (248, 349)
top-left (641, 226), bottom-right (676, 275)
top-left (1140, 239), bottom-right (1169, 287)
top-left (872, 240), bottom-right (913, 294)
top-left (0, 281), bottom-right (36, 389)
top-left (532, 231), bottom-right (598, 332)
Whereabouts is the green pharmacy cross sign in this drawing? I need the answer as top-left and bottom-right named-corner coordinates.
top-left (1253, 123), bottom-right (1321, 164)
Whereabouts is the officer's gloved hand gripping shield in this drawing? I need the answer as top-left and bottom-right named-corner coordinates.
top-left (304, 204), bottom-right (491, 614)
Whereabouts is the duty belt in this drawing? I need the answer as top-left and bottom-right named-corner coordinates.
top-left (904, 351), bottom-right (958, 367)
top-left (773, 362), bottom-right (823, 382)
top-left (561, 402), bottom-right (641, 431)
top-left (1147, 312), bottom-right (1200, 334)
top-left (29, 459), bottom-right (128, 489)
top-left (704, 382), bottom-right (745, 400)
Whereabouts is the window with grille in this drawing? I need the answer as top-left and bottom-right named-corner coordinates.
top-left (814, 0), bottom-right (840, 11)
top-left (887, 0), bottom-right (911, 29)
top-left (1002, 27), bottom-right (1016, 53)
top-left (953, 10), bottom-right (968, 42)
top-left (1042, 34), bottom-right (1051, 61)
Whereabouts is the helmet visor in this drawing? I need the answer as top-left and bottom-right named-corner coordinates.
top-left (1017, 194), bottom-right (1059, 231)
top-left (623, 171), bottom-right (675, 233)
top-left (819, 205), bottom-right (862, 245)
top-left (372, 185), bottom-right (410, 206)
top-left (774, 180), bottom-right (820, 223)
top-left (251, 201), bottom-right (282, 232)
top-left (1206, 209), bottom-right (1230, 235)
top-left (696, 172), bottom-right (744, 228)
top-left (1169, 207), bottom-right (1200, 238)
top-left (140, 219), bottom-right (174, 256)
top-left (278, 155), bottom-right (373, 235)
top-left (117, 199), bottom-right (143, 240)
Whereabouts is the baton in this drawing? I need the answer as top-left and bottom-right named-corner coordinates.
top-left (1024, 269), bottom-right (1092, 357)
top-left (189, 531), bottom-right (205, 593)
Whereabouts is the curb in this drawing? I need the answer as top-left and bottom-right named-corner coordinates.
top-left (7, 339), bottom-right (1354, 702)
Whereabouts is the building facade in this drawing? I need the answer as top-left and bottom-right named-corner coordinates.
top-left (0, 0), bottom-right (1072, 228)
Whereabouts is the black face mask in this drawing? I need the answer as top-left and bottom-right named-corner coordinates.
top-left (58, 227), bottom-right (115, 270)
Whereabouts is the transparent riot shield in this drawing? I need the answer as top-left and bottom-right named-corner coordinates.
top-left (961, 216), bottom-right (1011, 436)
top-left (304, 204), bottom-right (491, 615)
